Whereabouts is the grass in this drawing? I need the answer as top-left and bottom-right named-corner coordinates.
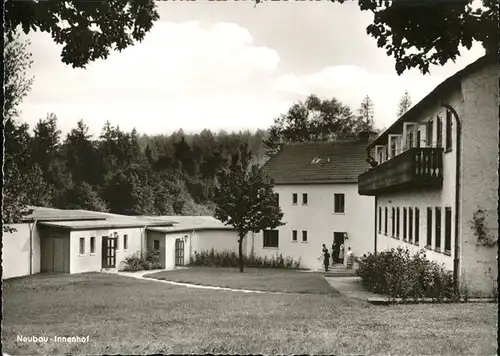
top-left (145, 267), bottom-right (336, 294)
top-left (2, 273), bottom-right (498, 355)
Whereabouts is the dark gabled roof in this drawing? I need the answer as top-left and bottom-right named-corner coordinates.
top-left (369, 54), bottom-right (497, 148)
top-left (263, 139), bottom-right (370, 184)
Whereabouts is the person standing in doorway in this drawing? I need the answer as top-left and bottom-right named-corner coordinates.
top-left (331, 242), bottom-right (337, 265)
top-left (338, 243), bottom-right (345, 265)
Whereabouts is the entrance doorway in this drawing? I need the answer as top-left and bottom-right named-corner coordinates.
top-left (175, 238), bottom-right (185, 266)
top-left (102, 236), bottom-right (117, 268)
top-left (332, 232), bottom-right (345, 264)
top-left (53, 238), bottom-right (69, 272)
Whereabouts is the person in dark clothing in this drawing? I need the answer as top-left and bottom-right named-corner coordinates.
top-left (332, 243), bottom-right (337, 264)
top-left (323, 250), bottom-right (330, 272)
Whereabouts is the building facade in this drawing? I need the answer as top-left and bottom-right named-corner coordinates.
top-left (252, 135), bottom-right (376, 270)
top-left (358, 55), bottom-right (498, 296)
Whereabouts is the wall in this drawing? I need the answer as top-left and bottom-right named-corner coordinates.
top-left (2, 223), bottom-right (41, 279)
top-left (375, 85), bottom-right (462, 275)
top-left (70, 227), bottom-right (143, 273)
top-left (252, 184), bottom-right (375, 270)
top-left (459, 62), bottom-right (499, 296)
top-left (146, 231), bottom-right (176, 270)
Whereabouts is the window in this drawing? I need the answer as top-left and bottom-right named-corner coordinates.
top-left (403, 208), bottom-right (407, 240)
top-left (436, 115), bottom-right (443, 148)
top-left (334, 194), bottom-right (345, 213)
top-left (435, 207), bottom-right (442, 250)
top-left (302, 193), bottom-right (308, 205)
top-left (427, 120), bottom-right (434, 147)
top-left (426, 208), bottom-right (433, 247)
top-left (302, 230), bottom-right (308, 242)
top-left (416, 130), bottom-right (421, 148)
top-left (292, 230), bottom-right (298, 242)
top-left (391, 207), bottom-right (395, 237)
top-left (124, 234), bottom-right (128, 250)
top-left (378, 206), bottom-right (382, 233)
top-left (445, 207), bottom-right (452, 253)
top-left (79, 238), bottom-right (85, 255)
top-left (263, 230), bottom-right (279, 248)
top-left (154, 240), bottom-right (160, 250)
top-left (384, 207), bottom-right (388, 235)
top-left (390, 139), bottom-right (397, 158)
top-left (409, 208), bottom-right (413, 243)
top-left (90, 237), bottom-right (95, 254)
top-left (292, 193), bottom-right (298, 205)
top-left (407, 130), bottom-right (414, 149)
top-left (445, 110), bottom-right (452, 152)
top-left (415, 208), bottom-right (420, 244)
top-left (396, 207), bottom-right (400, 238)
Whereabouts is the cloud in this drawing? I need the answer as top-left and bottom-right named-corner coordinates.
top-left (273, 43), bottom-right (485, 129)
top-left (20, 21), bottom-right (282, 136)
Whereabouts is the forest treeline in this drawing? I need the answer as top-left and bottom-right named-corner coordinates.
top-left (4, 114), bottom-right (268, 216)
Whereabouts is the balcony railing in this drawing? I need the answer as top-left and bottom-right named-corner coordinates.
top-left (358, 147), bottom-right (443, 196)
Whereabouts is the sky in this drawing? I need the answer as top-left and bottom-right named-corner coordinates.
top-left (19, 1), bottom-right (485, 138)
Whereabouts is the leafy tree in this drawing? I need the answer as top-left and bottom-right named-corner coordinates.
top-left (5, 0), bottom-right (160, 68)
top-left (24, 164), bottom-right (55, 207)
top-left (2, 35), bottom-right (34, 231)
top-left (213, 143), bottom-right (284, 272)
top-left (357, 95), bottom-right (375, 131)
top-left (4, 34), bottom-right (33, 120)
top-left (66, 182), bottom-right (109, 213)
top-left (264, 94), bottom-right (363, 154)
top-left (332, 0), bottom-right (498, 74)
top-left (397, 90), bottom-right (413, 118)
top-left (64, 120), bottom-right (100, 185)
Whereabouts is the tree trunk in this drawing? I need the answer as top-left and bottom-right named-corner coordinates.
top-left (238, 236), bottom-right (244, 273)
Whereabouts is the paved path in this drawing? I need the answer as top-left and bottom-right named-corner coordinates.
top-left (102, 269), bottom-right (283, 294)
top-left (324, 276), bottom-right (386, 301)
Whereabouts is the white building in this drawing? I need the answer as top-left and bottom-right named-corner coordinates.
top-left (251, 133), bottom-right (376, 269)
top-left (358, 54), bottom-right (498, 296)
top-left (2, 207), bottom-right (241, 278)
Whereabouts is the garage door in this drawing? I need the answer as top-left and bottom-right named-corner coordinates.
top-left (53, 238), bottom-right (69, 272)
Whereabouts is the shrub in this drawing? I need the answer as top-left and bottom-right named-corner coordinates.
top-left (189, 249), bottom-right (301, 269)
top-left (356, 247), bottom-right (456, 300)
top-left (121, 249), bottom-right (163, 272)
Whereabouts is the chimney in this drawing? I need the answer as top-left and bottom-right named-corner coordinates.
top-left (358, 131), bottom-right (378, 142)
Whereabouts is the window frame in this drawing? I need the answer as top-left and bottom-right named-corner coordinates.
top-left (408, 207), bottom-right (413, 243)
top-left (292, 193), bottom-right (298, 205)
top-left (291, 230), bottom-right (298, 242)
top-left (396, 207), bottom-right (400, 238)
top-left (333, 193), bottom-right (345, 214)
top-left (403, 208), bottom-right (407, 241)
top-left (124, 234), bottom-right (128, 250)
top-left (444, 207), bottom-right (452, 253)
top-left (391, 207), bottom-right (395, 237)
top-left (153, 239), bottom-right (160, 250)
top-left (445, 110), bottom-right (453, 152)
top-left (90, 236), bottom-right (95, 255)
top-left (378, 206), bottom-right (382, 233)
top-left (384, 207), bottom-right (388, 235)
top-left (302, 230), bottom-right (308, 243)
top-left (435, 207), bottom-right (442, 251)
top-left (302, 193), bottom-right (308, 205)
top-left (79, 237), bottom-right (85, 255)
top-left (263, 229), bottom-right (279, 248)
top-left (426, 207), bottom-right (433, 248)
top-left (415, 208), bottom-right (420, 245)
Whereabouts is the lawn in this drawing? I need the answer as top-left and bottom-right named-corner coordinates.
top-left (2, 273), bottom-right (498, 355)
top-left (145, 267), bottom-right (336, 294)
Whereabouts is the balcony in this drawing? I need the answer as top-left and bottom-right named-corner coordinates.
top-left (358, 147), bottom-right (443, 196)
